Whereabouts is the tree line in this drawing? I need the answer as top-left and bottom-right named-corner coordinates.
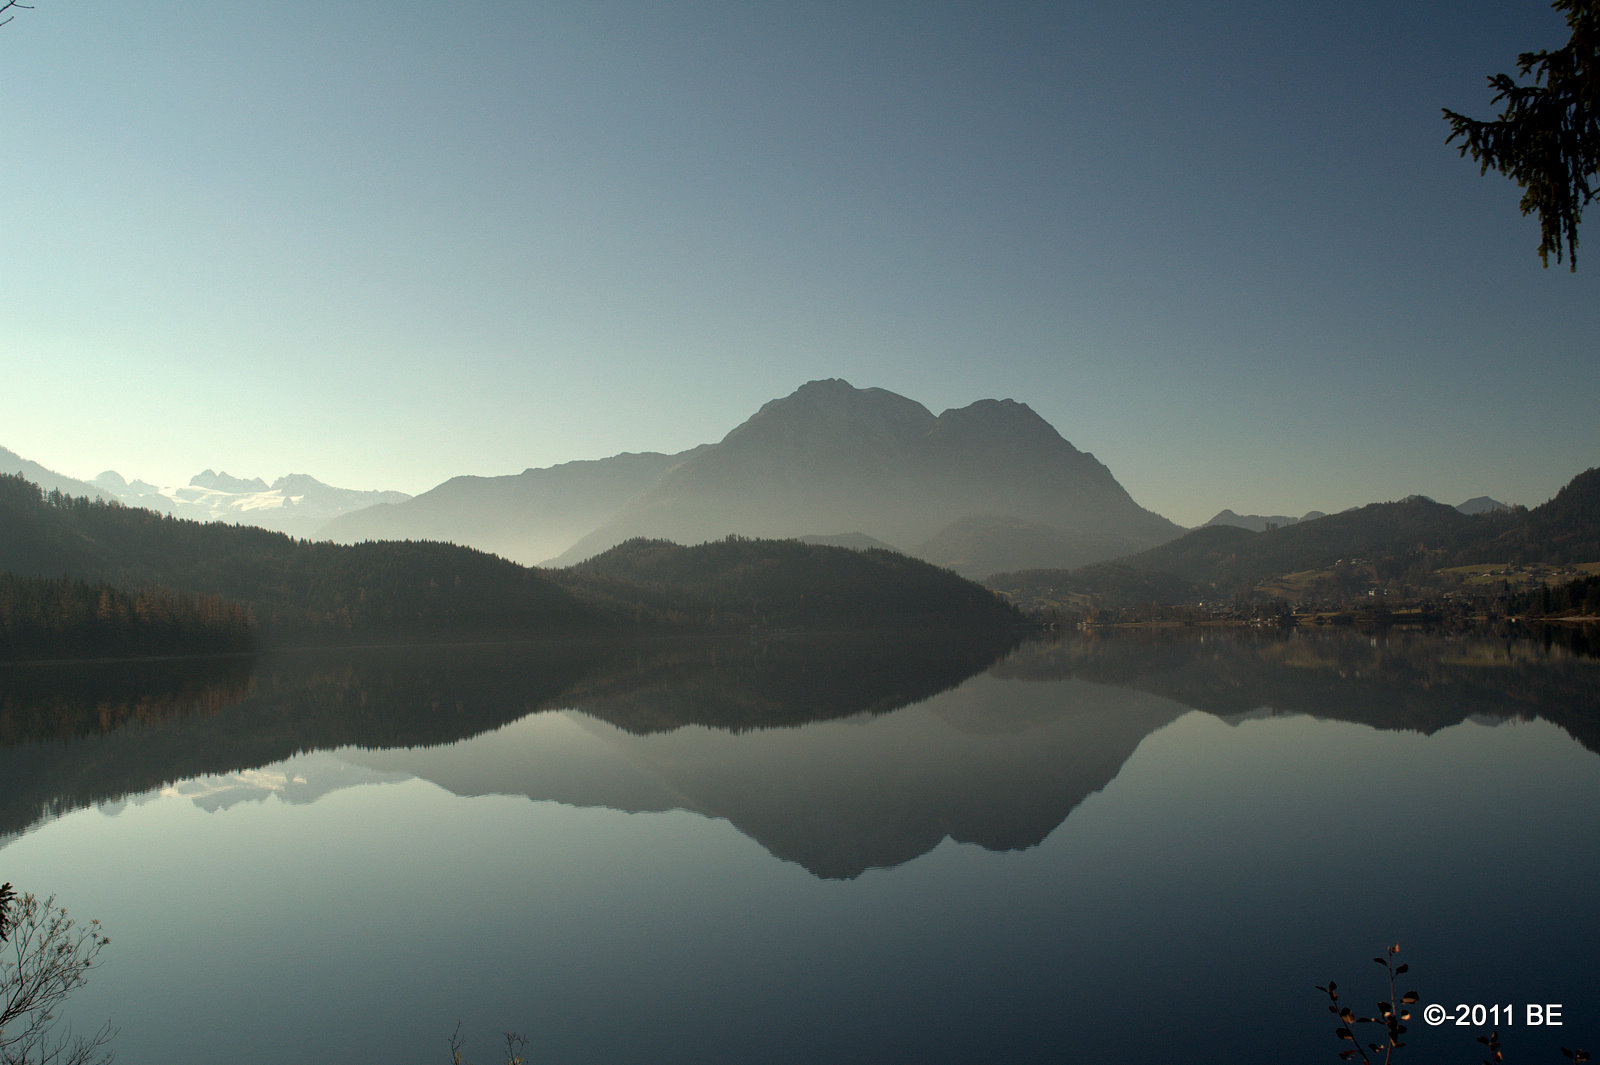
top-left (0, 573), bottom-right (252, 659)
top-left (1509, 572), bottom-right (1600, 618)
top-left (0, 475), bottom-right (1020, 659)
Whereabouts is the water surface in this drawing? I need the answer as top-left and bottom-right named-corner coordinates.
top-left (2, 630), bottom-right (1596, 1064)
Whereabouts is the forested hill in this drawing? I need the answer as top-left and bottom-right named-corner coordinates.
top-left (987, 467), bottom-right (1600, 609)
top-left (0, 473), bottom-right (602, 642)
top-left (1124, 495), bottom-right (1509, 586)
top-left (562, 537), bottom-right (1022, 630)
top-left (1480, 465), bottom-right (1600, 563)
top-left (0, 475), bottom-right (1020, 654)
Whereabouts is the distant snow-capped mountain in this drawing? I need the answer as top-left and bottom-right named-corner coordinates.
top-left (89, 469), bottom-right (411, 537)
top-left (3, 444), bottom-right (408, 537)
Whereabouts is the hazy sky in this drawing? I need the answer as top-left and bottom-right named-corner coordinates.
top-left (2, 1), bottom-right (1595, 526)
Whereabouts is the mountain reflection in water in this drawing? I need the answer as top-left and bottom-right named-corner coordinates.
top-left (3, 627), bottom-right (1598, 1065)
top-left (2, 627), bottom-right (1595, 875)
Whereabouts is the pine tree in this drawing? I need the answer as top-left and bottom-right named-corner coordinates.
top-left (1443, 0), bottom-right (1600, 269)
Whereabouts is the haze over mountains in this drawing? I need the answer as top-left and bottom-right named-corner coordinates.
top-left (3, 380), bottom-right (1546, 583)
top-left (92, 469), bottom-right (412, 538)
top-left (0, 444), bottom-right (110, 502)
top-left (1201, 509), bottom-right (1328, 533)
top-left (323, 450), bottom-right (693, 565)
top-left (325, 379), bottom-right (1183, 576)
top-left (1, 445), bottom-right (411, 538)
top-left (1202, 496), bottom-right (1509, 533)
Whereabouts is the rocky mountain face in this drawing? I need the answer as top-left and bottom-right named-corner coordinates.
top-left (189, 469), bottom-right (270, 494)
top-left (322, 378), bottom-right (1186, 574)
top-left (543, 379), bottom-right (1181, 572)
top-left (4, 380), bottom-right (1183, 577)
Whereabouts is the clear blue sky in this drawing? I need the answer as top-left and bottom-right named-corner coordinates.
top-left (2, 0), bottom-right (1595, 526)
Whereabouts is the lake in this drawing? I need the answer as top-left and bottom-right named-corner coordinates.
top-left (2, 628), bottom-right (1597, 1064)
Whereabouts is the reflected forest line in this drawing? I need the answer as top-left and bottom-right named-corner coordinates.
top-left (0, 630), bottom-right (1018, 846)
top-left (1003, 625), bottom-right (1600, 752)
top-left (3, 627), bottom-right (1595, 876)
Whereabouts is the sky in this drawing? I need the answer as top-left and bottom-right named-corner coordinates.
top-left (1, 0), bottom-right (1595, 527)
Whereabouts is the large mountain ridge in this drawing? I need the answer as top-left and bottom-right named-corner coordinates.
top-left (9, 380), bottom-right (1562, 586)
top-left (325, 379), bottom-right (1183, 576)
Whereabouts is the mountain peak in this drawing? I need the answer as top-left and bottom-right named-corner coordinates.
top-left (939, 397), bottom-right (1028, 417)
top-left (1456, 495), bottom-right (1512, 515)
top-left (930, 398), bottom-right (1077, 454)
top-left (271, 473), bottom-right (331, 494)
top-left (190, 469), bottom-right (270, 493)
top-left (770, 378), bottom-right (931, 416)
top-left (793, 377), bottom-right (856, 395)
top-left (1203, 509), bottom-right (1319, 532)
top-left (718, 380), bottom-right (936, 455)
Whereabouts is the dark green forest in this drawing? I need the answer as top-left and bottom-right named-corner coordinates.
top-left (0, 631), bottom-right (1022, 840)
top-left (0, 474), bottom-right (1019, 659)
top-left (989, 467), bottom-right (1600, 612)
top-left (567, 536), bottom-right (1021, 631)
top-left (0, 573), bottom-right (252, 659)
top-left (1, 626), bottom-right (1593, 854)
top-left (0, 474), bottom-right (598, 643)
top-left (995, 627), bottom-right (1600, 754)
top-left (1509, 572), bottom-right (1600, 618)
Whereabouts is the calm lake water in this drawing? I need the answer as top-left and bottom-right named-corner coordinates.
top-left (2, 628), bottom-right (1597, 1064)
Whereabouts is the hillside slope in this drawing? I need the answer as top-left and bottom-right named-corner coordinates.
top-left (561, 536), bottom-right (1022, 630)
top-left (551, 380), bottom-right (1180, 570)
top-left (322, 450), bottom-right (695, 564)
top-left (1, 475), bottom-right (1020, 649)
top-left (988, 471), bottom-right (1600, 609)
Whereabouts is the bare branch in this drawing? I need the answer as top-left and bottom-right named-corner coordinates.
top-left (0, 1), bottom-right (35, 29)
top-left (0, 893), bottom-right (114, 1065)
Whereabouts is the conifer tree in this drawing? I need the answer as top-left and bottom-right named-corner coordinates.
top-left (1444, 0), bottom-right (1600, 269)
